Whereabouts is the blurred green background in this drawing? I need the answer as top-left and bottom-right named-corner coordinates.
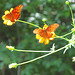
top-left (0, 0), bottom-right (75, 75)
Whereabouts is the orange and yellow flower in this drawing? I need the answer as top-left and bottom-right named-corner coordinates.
top-left (33, 24), bottom-right (57, 45)
top-left (2, 5), bottom-right (23, 26)
top-left (2, 8), bottom-right (15, 26)
top-left (36, 32), bottom-right (55, 45)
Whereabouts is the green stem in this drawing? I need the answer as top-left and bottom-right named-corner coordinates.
top-left (60, 31), bottom-right (73, 37)
top-left (18, 43), bottom-right (73, 66)
top-left (17, 20), bottom-right (41, 29)
top-left (55, 35), bottom-right (70, 42)
top-left (14, 49), bottom-right (51, 53)
top-left (55, 31), bottom-right (73, 41)
top-left (68, 5), bottom-right (74, 25)
top-left (14, 31), bottom-right (73, 53)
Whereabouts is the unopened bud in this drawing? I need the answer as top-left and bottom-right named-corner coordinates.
top-left (72, 57), bottom-right (75, 62)
top-left (65, 1), bottom-right (69, 5)
top-left (6, 46), bottom-right (14, 50)
top-left (9, 63), bottom-right (18, 69)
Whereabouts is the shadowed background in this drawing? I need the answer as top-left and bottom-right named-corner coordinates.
top-left (0, 0), bottom-right (75, 75)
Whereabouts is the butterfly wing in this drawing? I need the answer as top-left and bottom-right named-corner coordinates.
top-left (5, 13), bottom-right (15, 22)
top-left (5, 5), bottom-right (23, 22)
top-left (46, 31), bottom-right (53, 38)
top-left (33, 23), bottom-right (59, 38)
top-left (45, 23), bottom-right (59, 38)
top-left (33, 28), bottom-right (47, 37)
top-left (11, 5), bottom-right (23, 20)
top-left (46, 23), bottom-right (59, 32)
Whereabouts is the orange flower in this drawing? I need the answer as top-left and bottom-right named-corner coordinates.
top-left (2, 5), bottom-right (23, 26)
top-left (33, 24), bottom-right (59, 45)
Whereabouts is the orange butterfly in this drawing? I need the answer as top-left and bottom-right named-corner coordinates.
top-left (33, 23), bottom-right (59, 38)
top-left (4, 5), bottom-right (23, 22)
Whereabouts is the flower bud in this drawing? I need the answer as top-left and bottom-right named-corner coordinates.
top-left (65, 1), bottom-right (69, 5)
top-left (72, 57), bottom-right (75, 62)
top-left (9, 63), bottom-right (18, 69)
top-left (6, 45), bottom-right (14, 50)
top-left (72, 28), bottom-right (75, 32)
top-left (42, 18), bottom-right (46, 22)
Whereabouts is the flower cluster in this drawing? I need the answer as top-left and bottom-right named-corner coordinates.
top-left (2, 1), bottom-right (75, 69)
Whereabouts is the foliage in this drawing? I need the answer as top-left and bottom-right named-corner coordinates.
top-left (0, 0), bottom-right (75, 75)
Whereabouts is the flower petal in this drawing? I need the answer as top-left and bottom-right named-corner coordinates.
top-left (3, 20), bottom-right (9, 24)
top-left (7, 20), bottom-right (13, 26)
top-left (44, 38), bottom-right (49, 45)
top-left (49, 32), bottom-right (55, 40)
top-left (51, 32), bottom-right (56, 38)
top-left (39, 37), bottom-right (45, 43)
top-left (36, 34), bottom-right (41, 40)
top-left (43, 24), bottom-right (48, 30)
top-left (3, 20), bottom-right (13, 26)
top-left (10, 8), bottom-right (13, 12)
top-left (5, 10), bottom-right (10, 15)
top-left (2, 15), bottom-right (5, 20)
